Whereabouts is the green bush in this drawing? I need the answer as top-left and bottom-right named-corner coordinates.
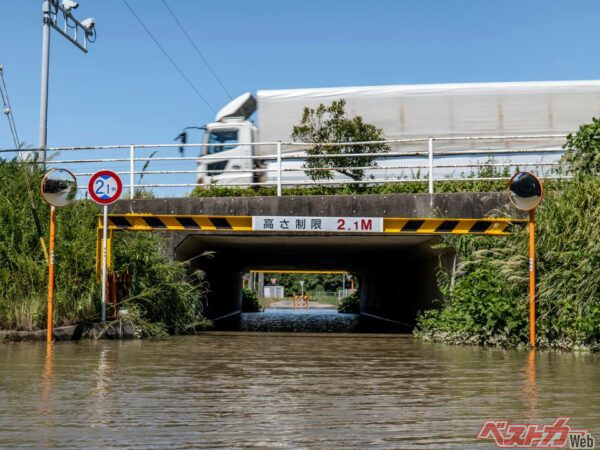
top-left (416, 261), bottom-right (528, 347)
top-left (562, 117), bottom-right (600, 175)
top-left (338, 290), bottom-right (360, 314)
top-left (241, 288), bottom-right (261, 312)
top-left (112, 232), bottom-right (209, 332)
top-left (242, 288), bottom-right (262, 312)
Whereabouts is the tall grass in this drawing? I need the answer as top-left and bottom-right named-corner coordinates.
top-left (112, 232), bottom-right (209, 331)
top-left (416, 119), bottom-right (600, 350)
top-left (416, 176), bottom-right (600, 350)
top-left (0, 160), bottom-right (208, 332)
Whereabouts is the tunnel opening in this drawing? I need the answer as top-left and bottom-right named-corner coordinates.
top-left (175, 232), bottom-right (455, 333)
top-left (238, 269), bottom-right (362, 333)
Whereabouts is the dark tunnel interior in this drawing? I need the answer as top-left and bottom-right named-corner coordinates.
top-left (175, 233), bottom-right (454, 330)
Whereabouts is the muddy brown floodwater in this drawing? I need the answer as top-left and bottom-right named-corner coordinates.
top-left (1, 332), bottom-right (598, 448)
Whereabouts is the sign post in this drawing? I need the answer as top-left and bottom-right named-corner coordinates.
top-left (88, 170), bottom-right (123, 322)
top-left (40, 168), bottom-right (78, 343)
top-left (508, 171), bottom-right (543, 347)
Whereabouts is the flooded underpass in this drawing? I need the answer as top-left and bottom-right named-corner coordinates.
top-left (240, 309), bottom-right (362, 332)
top-left (1, 333), bottom-right (598, 448)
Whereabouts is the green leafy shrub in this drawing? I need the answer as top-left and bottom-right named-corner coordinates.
top-left (241, 287), bottom-right (261, 312)
top-left (112, 232), bottom-right (210, 332)
top-left (416, 260), bottom-right (528, 347)
top-left (562, 117), bottom-right (600, 175)
top-left (338, 290), bottom-right (360, 314)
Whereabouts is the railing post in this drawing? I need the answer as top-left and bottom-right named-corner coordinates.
top-left (129, 144), bottom-right (135, 199)
top-left (428, 137), bottom-right (434, 194)
top-left (276, 141), bottom-right (282, 197)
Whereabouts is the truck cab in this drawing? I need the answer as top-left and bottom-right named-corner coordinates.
top-left (197, 93), bottom-right (258, 186)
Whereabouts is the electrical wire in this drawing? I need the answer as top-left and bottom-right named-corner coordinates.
top-left (0, 65), bottom-right (20, 148)
top-left (0, 88), bottom-right (18, 147)
top-left (121, 0), bottom-right (216, 113)
top-left (160, 0), bottom-right (232, 100)
top-left (0, 65), bottom-right (49, 263)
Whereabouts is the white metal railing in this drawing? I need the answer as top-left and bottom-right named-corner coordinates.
top-left (2, 134), bottom-right (570, 198)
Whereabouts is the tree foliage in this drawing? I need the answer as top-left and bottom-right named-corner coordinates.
top-left (562, 117), bottom-right (600, 175)
top-left (291, 99), bottom-right (390, 181)
top-left (263, 273), bottom-right (345, 296)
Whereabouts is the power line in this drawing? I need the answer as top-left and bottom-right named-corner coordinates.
top-left (121, 0), bottom-right (216, 113)
top-left (160, 0), bottom-right (232, 100)
top-left (0, 86), bottom-right (19, 147)
top-left (0, 65), bottom-right (20, 148)
top-left (0, 65), bottom-right (49, 263)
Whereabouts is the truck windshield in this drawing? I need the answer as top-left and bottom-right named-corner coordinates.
top-left (206, 129), bottom-right (238, 155)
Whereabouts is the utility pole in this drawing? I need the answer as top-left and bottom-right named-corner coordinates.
top-left (34, 0), bottom-right (97, 163)
top-left (38, 0), bottom-right (51, 161)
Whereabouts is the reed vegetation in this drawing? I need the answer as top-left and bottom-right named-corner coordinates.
top-left (416, 120), bottom-right (600, 351)
top-left (0, 160), bottom-right (209, 333)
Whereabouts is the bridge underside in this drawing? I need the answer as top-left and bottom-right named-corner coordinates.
top-left (175, 232), bottom-right (452, 330)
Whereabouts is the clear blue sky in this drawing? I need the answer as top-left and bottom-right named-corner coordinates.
top-left (1, 0), bottom-right (599, 149)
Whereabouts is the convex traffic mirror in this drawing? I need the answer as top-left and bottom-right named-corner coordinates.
top-left (40, 168), bottom-right (78, 207)
top-left (508, 171), bottom-right (543, 211)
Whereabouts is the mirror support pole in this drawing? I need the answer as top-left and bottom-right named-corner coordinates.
top-left (529, 209), bottom-right (536, 348)
top-left (46, 206), bottom-right (56, 344)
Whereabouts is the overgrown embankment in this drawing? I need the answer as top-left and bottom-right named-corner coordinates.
top-left (0, 160), bottom-right (210, 336)
top-left (416, 121), bottom-right (600, 351)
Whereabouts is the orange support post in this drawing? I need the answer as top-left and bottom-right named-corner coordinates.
top-left (529, 209), bottom-right (536, 348)
top-left (46, 206), bottom-right (56, 344)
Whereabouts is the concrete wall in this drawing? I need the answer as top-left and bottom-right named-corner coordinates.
top-left (111, 192), bottom-right (520, 219)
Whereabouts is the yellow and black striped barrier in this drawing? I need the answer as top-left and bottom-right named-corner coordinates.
top-left (383, 218), bottom-right (524, 235)
top-left (100, 214), bottom-right (252, 232)
top-left (98, 214), bottom-right (525, 235)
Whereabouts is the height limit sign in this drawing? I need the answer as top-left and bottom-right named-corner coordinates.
top-left (88, 169), bottom-right (123, 323)
top-left (88, 170), bottom-right (123, 205)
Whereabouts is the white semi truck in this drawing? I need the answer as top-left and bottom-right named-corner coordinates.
top-left (195, 80), bottom-right (600, 185)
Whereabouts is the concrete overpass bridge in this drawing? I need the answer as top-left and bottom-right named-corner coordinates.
top-left (107, 193), bottom-right (523, 329)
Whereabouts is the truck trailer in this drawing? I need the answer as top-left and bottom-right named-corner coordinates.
top-left (196, 80), bottom-right (600, 185)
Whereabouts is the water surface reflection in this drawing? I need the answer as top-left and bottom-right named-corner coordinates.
top-left (0, 335), bottom-right (598, 448)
